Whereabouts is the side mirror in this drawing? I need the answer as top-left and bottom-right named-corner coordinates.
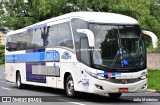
top-left (77, 29), bottom-right (95, 47)
top-left (142, 30), bottom-right (158, 48)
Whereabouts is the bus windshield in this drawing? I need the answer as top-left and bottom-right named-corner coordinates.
top-left (89, 24), bottom-right (146, 69)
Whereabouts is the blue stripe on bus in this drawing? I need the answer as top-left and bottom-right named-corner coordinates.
top-left (5, 50), bottom-right (60, 63)
top-left (97, 72), bottom-right (121, 78)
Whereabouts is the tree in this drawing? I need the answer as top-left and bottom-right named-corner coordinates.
top-left (0, 44), bottom-right (5, 65)
top-left (0, 0), bottom-right (71, 31)
top-left (108, 0), bottom-right (160, 37)
top-left (0, 0), bottom-right (109, 32)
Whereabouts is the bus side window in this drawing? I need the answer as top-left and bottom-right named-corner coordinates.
top-left (47, 25), bottom-right (57, 47)
top-left (80, 37), bottom-right (91, 66)
top-left (57, 22), bottom-right (73, 49)
top-left (25, 30), bottom-right (34, 50)
top-left (6, 36), bottom-right (12, 51)
top-left (33, 28), bottom-right (43, 48)
top-left (71, 18), bottom-right (88, 61)
top-left (8, 33), bottom-right (25, 51)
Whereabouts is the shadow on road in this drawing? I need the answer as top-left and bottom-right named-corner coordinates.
top-left (10, 85), bottom-right (141, 103)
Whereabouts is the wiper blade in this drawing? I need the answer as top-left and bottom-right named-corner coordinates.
top-left (110, 48), bottom-right (121, 69)
top-left (94, 64), bottom-right (112, 70)
top-left (94, 64), bottom-right (107, 68)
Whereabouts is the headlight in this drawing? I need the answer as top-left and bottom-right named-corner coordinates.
top-left (97, 75), bottom-right (106, 80)
top-left (85, 70), bottom-right (97, 78)
top-left (85, 70), bottom-right (106, 80)
top-left (140, 72), bottom-right (148, 80)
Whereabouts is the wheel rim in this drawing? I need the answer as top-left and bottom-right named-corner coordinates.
top-left (67, 79), bottom-right (74, 95)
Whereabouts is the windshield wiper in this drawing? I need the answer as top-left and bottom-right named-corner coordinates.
top-left (94, 64), bottom-right (106, 68)
top-left (110, 48), bottom-right (121, 69)
top-left (94, 64), bottom-right (112, 71)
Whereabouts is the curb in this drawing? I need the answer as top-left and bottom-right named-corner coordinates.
top-left (147, 89), bottom-right (160, 93)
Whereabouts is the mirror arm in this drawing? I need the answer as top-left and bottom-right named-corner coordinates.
top-left (142, 30), bottom-right (158, 48)
top-left (77, 29), bottom-right (95, 47)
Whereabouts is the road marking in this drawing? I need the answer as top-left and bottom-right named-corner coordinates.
top-left (58, 98), bottom-right (86, 105)
top-left (0, 81), bottom-right (14, 85)
top-left (6, 82), bottom-right (15, 85)
top-left (0, 80), bottom-right (15, 84)
top-left (1, 87), bottom-right (11, 91)
top-left (146, 92), bottom-right (154, 94)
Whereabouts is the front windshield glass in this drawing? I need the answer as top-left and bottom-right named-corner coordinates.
top-left (89, 24), bottom-right (146, 69)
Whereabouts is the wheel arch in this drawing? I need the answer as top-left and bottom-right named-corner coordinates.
top-left (15, 70), bottom-right (20, 82)
top-left (63, 72), bottom-right (71, 89)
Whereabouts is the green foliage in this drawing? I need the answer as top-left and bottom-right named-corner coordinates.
top-left (0, 0), bottom-right (70, 31)
top-left (148, 70), bottom-right (160, 90)
top-left (0, 0), bottom-right (160, 50)
top-left (0, 45), bottom-right (5, 65)
top-left (148, 40), bottom-right (160, 52)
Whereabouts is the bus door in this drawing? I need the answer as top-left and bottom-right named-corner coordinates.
top-left (79, 37), bottom-right (91, 92)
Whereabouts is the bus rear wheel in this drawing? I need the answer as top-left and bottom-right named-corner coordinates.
top-left (108, 93), bottom-right (122, 99)
top-left (16, 72), bottom-right (24, 89)
top-left (65, 75), bottom-right (76, 97)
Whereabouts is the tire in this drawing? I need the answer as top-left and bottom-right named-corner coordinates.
top-left (65, 75), bottom-right (76, 97)
top-left (108, 93), bottom-right (122, 99)
top-left (16, 72), bottom-right (24, 89)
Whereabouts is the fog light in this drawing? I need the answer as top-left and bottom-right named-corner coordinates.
top-left (95, 84), bottom-right (104, 90)
top-left (142, 84), bottom-right (147, 89)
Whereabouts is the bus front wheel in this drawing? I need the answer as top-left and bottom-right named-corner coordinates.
top-left (65, 75), bottom-right (76, 97)
top-left (108, 93), bottom-right (122, 98)
top-left (16, 72), bottom-right (24, 89)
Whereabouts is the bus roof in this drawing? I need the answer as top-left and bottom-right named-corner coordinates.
top-left (7, 12), bottom-right (139, 35)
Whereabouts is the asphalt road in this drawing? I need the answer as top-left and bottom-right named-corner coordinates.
top-left (0, 66), bottom-right (159, 105)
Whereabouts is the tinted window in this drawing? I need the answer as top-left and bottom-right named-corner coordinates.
top-left (57, 22), bottom-right (73, 48)
top-left (33, 28), bottom-right (43, 48)
top-left (6, 29), bottom-right (43, 51)
top-left (6, 22), bottom-right (73, 51)
top-left (71, 19), bottom-right (88, 49)
top-left (71, 19), bottom-right (88, 60)
top-left (25, 31), bottom-right (34, 49)
top-left (80, 37), bottom-right (90, 65)
top-left (6, 33), bottom-right (26, 51)
top-left (47, 25), bottom-right (58, 47)
top-left (6, 35), bottom-right (17, 51)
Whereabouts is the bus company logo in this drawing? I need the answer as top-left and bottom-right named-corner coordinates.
top-left (45, 51), bottom-right (59, 61)
top-left (122, 79), bottom-right (128, 84)
top-left (61, 52), bottom-right (71, 60)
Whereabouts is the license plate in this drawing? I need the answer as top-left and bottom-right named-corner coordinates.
top-left (119, 88), bottom-right (128, 92)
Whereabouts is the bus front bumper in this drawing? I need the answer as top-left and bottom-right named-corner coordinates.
top-left (91, 78), bottom-right (147, 94)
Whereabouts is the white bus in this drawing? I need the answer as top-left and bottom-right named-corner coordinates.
top-left (5, 12), bottom-right (157, 98)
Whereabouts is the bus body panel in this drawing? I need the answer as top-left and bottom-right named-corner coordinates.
top-left (79, 64), bottom-right (147, 93)
top-left (5, 47), bottom-right (79, 89)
